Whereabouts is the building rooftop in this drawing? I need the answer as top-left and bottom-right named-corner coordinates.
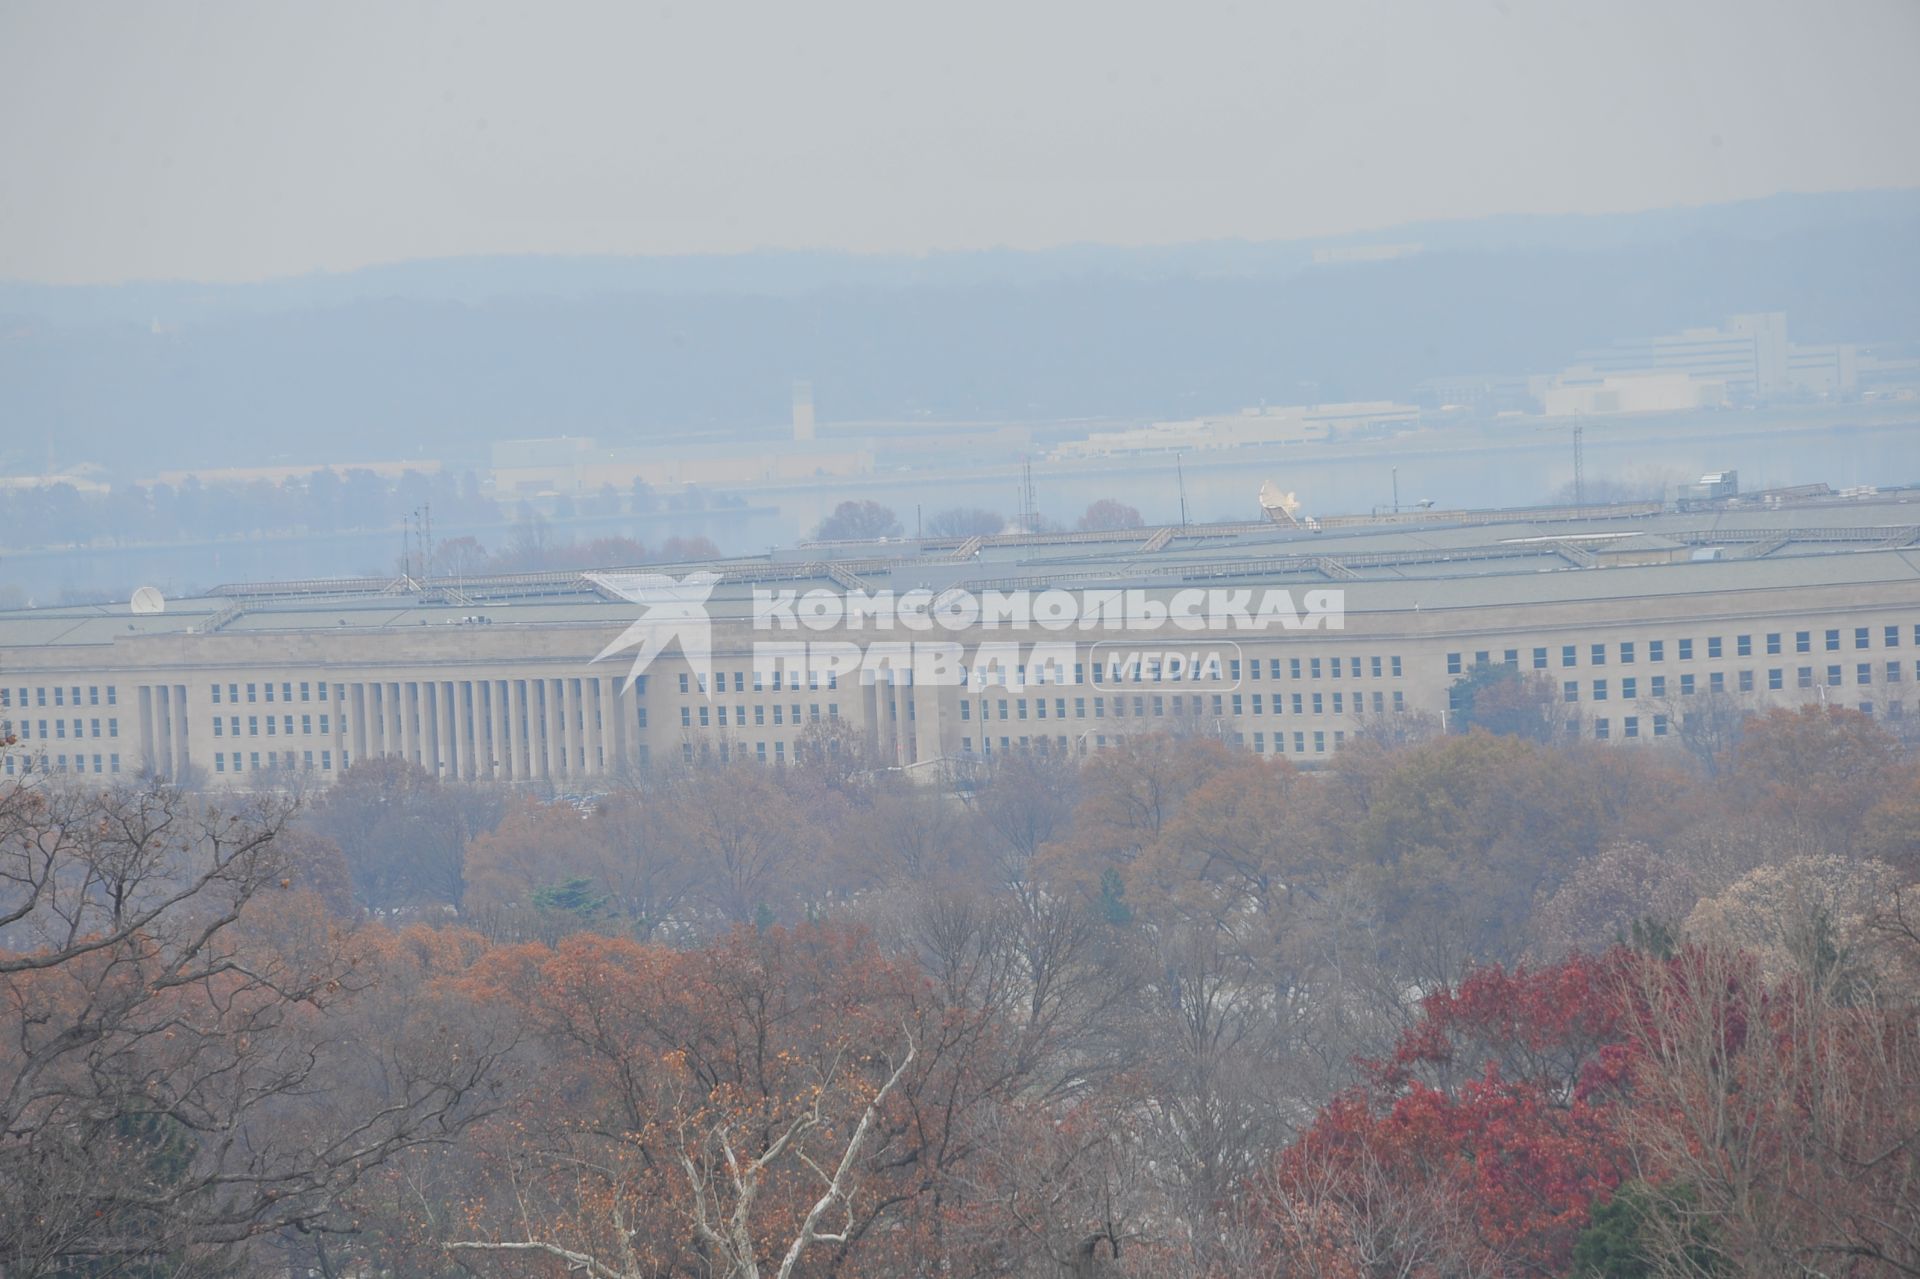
top-left (5, 492), bottom-right (1919, 650)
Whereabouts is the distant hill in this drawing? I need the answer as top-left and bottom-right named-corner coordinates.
top-left (2, 188), bottom-right (1917, 476)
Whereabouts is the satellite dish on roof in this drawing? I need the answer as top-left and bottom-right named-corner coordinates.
top-left (130, 586), bottom-right (166, 615)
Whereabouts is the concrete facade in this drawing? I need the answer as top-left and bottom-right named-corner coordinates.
top-left (5, 502), bottom-right (1920, 787)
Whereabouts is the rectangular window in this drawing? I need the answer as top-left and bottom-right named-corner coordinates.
top-left (1391, 657), bottom-right (1403, 677)
top-left (1826, 629), bottom-right (1841, 652)
top-left (1707, 637), bottom-right (1723, 659)
top-left (1709, 672), bottom-right (1725, 693)
top-left (1737, 635), bottom-right (1752, 658)
top-left (1856, 627), bottom-right (1871, 650)
top-left (1649, 639), bottom-right (1665, 662)
top-left (1858, 663), bottom-right (1873, 686)
top-left (1678, 639), bottom-right (1693, 661)
top-left (1679, 674), bottom-right (1695, 695)
top-left (1766, 633), bottom-right (1781, 655)
top-left (1738, 670), bottom-right (1754, 693)
top-left (1595, 718), bottom-right (1610, 740)
top-left (1620, 642), bottom-right (1635, 664)
top-left (1591, 643), bottom-right (1606, 666)
top-left (1621, 677), bottom-right (1637, 700)
top-left (1592, 679), bottom-right (1608, 701)
top-left (1797, 631), bottom-right (1811, 653)
top-left (1563, 681), bottom-right (1578, 703)
top-left (1562, 645), bottom-right (1577, 668)
top-left (1624, 716), bottom-right (1639, 739)
top-left (211, 685), bottom-right (222, 704)
top-left (1532, 647), bottom-right (1548, 669)
top-left (1769, 668), bottom-right (1783, 690)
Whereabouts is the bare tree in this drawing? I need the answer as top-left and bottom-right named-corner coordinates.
top-left (812, 500), bottom-right (902, 542)
top-left (926, 506), bottom-right (1006, 538)
top-left (1076, 500), bottom-right (1145, 532)
top-left (0, 777), bottom-right (504, 1275)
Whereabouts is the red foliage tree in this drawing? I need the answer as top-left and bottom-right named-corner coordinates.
top-left (1243, 952), bottom-right (1641, 1276)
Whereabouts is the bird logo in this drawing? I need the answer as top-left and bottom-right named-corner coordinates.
top-left (587, 571), bottom-right (722, 695)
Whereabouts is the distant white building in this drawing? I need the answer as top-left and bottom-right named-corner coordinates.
top-left (1539, 372), bottom-right (1729, 417)
top-left (1053, 402), bottom-right (1418, 459)
top-left (1563, 312), bottom-right (1856, 399)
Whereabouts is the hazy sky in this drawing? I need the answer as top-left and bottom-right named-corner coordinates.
top-left (4, 0), bottom-right (1919, 284)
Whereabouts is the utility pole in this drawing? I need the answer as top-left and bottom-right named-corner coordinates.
top-left (1572, 424), bottom-right (1586, 506)
top-left (1176, 453), bottom-right (1189, 528)
top-left (1392, 466), bottom-right (1400, 515)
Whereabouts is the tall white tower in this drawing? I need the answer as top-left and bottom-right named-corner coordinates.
top-left (792, 380), bottom-right (816, 444)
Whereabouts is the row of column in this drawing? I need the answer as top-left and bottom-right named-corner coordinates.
top-left (344, 675), bottom-right (635, 782)
top-left (859, 672), bottom-right (940, 767)
top-left (138, 684), bottom-right (190, 778)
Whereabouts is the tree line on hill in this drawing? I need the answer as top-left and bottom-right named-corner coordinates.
top-left (0, 468), bottom-right (740, 558)
top-left (3, 703), bottom-right (1918, 1276)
